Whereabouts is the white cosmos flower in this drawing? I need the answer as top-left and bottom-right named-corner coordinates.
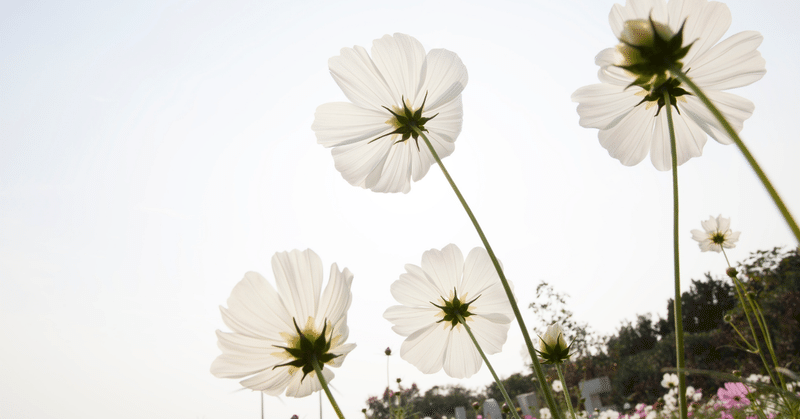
top-left (690, 214), bottom-right (740, 252)
top-left (210, 249), bottom-right (356, 398)
top-left (312, 33), bottom-right (468, 193)
top-left (571, 0), bottom-right (766, 170)
top-left (383, 244), bottom-right (513, 378)
top-left (661, 372), bottom-right (679, 388)
top-left (552, 379), bottom-right (564, 393)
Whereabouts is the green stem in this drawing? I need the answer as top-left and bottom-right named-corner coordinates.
top-left (668, 64), bottom-right (800, 244)
top-left (664, 91), bottom-right (689, 419)
top-left (312, 357), bottom-right (346, 419)
top-left (415, 129), bottom-right (563, 419)
top-left (555, 364), bottom-right (577, 419)
top-left (722, 249), bottom-right (779, 387)
top-left (456, 313), bottom-right (522, 419)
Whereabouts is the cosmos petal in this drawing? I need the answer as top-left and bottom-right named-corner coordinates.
top-left (597, 104), bottom-right (656, 167)
top-left (372, 33), bottom-right (427, 106)
top-left (418, 49), bottom-right (469, 111)
top-left (649, 106), bottom-right (706, 171)
top-left (329, 45), bottom-right (396, 111)
top-left (313, 102), bottom-right (393, 148)
top-left (400, 323), bottom-right (448, 374)
top-left (443, 326), bottom-right (482, 379)
top-left (677, 0), bottom-right (732, 65)
top-left (420, 243), bottom-right (464, 295)
top-left (688, 31), bottom-right (765, 91)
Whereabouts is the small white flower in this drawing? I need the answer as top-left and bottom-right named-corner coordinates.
top-left (661, 373), bottom-right (679, 388)
top-left (686, 385), bottom-right (696, 398)
top-left (540, 407), bottom-right (553, 419)
top-left (313, 33), bottom-right (468, 193)
top-left (691, 215), bottom-right (741, 252)
top-left (599, 410), bottom-right (620, 419)
top-left (552, 379), bottom-right (564, 393)
top-left (572, 0), bottom-right (765, 170)
top-left (692, 390), bottom-right (702, 402)
top-left (384, 244), bottom-right (513, 378)
top-left (211, 249), bottom-right (356, 398)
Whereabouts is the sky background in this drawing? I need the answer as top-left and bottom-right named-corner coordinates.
top-left (2, 0), bottom-right (798, 418)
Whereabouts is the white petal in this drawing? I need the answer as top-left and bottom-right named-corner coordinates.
top-left (238, 368), bottom-right (294, 396)
top-left (399, 323), bottom-right (448, 374)
top-left (717, 215), bottom-right (731, 233)
top-left (687, 31), bottom-right (765, 90)
top-left (312, 102), bottom-right (392, 147)
top-left (418, 49), bottom-right (469, 111)
top-left (680, 91), bottom-right (753, 145)
top-left (329, 45), bottom-right (395, 111)
top-left (649, 107), bottom-right (706, 171)
top-left (384, 305), bottom-right (441, 336)
top-left (690, 228), bottom-right (708, 242)
top-left (315, 263), bottom-right (353, 331)
top-left (328, 343), bottom-right (356, 368)
top-left (390, 269), bottom-right (446, 308)
top-left (211, 330), bottom-right (282, 378)
top-left (701, 215), bottom-right (718, 232)
top-left (461, 247), bottom-right (502, 298)
top-left (677, 0), bottom-right (731, 66)
top-left (443, 326), bottom-right (482, 379)
top-left (272, 249), bottom-right (323, 325)
top-left (609, 0), bottom-right (668, 39)
top-left (369, 139), bottom-right (413, 194)
top-left (285, 368), bottom-right (334, 398)
top-left (329, 136), bottom-right (394, 190)
top-left (468, 315), bottom-right (512, 354)
top-left (597, 103), bottom-right (656, 167)
top-left (420, 244), bottom-right (464, 296)
top-left (572, 83), bottom-right (641, 130)
top-left (223, 271), bottom-right (293, 338)
top-left (596, 49), bottom-right (635, 87)
top-left (371, 33), bottom-right (427, 106)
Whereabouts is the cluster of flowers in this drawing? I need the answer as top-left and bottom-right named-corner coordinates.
top-left (204, 0), bottom-right (798, 418)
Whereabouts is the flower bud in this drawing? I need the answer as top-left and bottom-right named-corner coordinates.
top-left (619, 19), bottom-right (674, 48)
top-left (536, 323), bottom-right (573, 364)
top-left (724, 314), bottom-right (733, 323)
top-left (726, 267), bottom-right (738, 278)
top-left (614, 16), bottom-right (693, 93)
top-left (385, 347), bottom-right (392, 356)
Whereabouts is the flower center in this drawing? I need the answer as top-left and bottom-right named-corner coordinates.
top-left (711, 231), bottom-right (727, 245)
top-left (431, 288), bottom-right (479, 329)
top-left (272, 318), bottom-right (340, 382)
top-left (368, 92), bottom-right (438, 151)
top-left (635, 76), bottom-right (692, 115)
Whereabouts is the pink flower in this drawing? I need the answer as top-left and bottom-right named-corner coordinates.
top-left (719, 412), bottom-right (733, 419)
top-left (717, 382), bottom-right (750, 409)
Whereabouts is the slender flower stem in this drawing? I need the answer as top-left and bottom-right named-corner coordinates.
top-left (456, 313), bottom-right (522, 419)
top-left (664, 92), bottom-right (689, 419)
top-left (312, 357), bottom-right (346, 419)
top-left (415, 128), bottom-right (563, 419)
top-left (555, 364), bottom-right (577, 419)
top-left (721, 249), bottom-right (779, 388)
top-left (668, 64), bottom-right (800, 245)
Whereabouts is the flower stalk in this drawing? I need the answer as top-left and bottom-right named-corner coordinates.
top-left (555, 365), bottom-right (577, 419)
top-left (312, 356), bottom-right (346, 419)
top-left (664, 90), bottom-right (689, 419)
top-left (415, 128), bottom-right (564, 419)
top-left (667, 64), bottom-right (800, 245)
top-left (456, 313), bottom-right (522, 419)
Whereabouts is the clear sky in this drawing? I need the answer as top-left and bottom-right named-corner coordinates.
top-left (1, 0), bottom-right (798, 418)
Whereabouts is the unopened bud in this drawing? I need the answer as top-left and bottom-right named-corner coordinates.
top-left (472, 402), bottom-right (480, 411)
top-left (726, 267), bottom-right (738, 278)
top-left (502, 403), bottom-right (510, 413)
top-left (385, 347), bottom-right (392, 356)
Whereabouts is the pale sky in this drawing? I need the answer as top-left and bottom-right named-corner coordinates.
top-left (2, 0), bottom-right (798, 418)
